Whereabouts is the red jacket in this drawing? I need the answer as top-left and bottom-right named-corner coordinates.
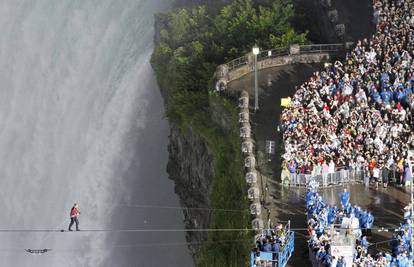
top-left (70, 207), bottom-right (79, 218)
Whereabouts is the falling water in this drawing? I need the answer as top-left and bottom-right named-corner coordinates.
top-left (0, 1), bottom-right (193, 266)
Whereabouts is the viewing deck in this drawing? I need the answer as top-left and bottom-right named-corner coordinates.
top-left (251, 225), bottom-right (295, 267)
top-left (215, 43), bottom-right (353, 91)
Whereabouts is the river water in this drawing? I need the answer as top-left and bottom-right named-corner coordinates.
top-left (0, 1), bottom-right (193, 266)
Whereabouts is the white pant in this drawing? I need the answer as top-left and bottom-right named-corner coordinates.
top-left (322, 173), bottom-right (328, 186)
top-left (290, 173), bottom-right (297, 185)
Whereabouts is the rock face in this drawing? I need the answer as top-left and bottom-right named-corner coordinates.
top-left (167, 125), bottom-right (214, 259)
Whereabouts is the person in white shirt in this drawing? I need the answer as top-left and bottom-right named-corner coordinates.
top-left (373, 166), bottom-right (380, 189)
top-left (328, 160), bottom-right (335, 185)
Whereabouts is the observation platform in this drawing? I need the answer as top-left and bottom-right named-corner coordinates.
top-left (251, 227), bottom-right (295, 267)
top-left (215, 43), bottom-right (352, 93)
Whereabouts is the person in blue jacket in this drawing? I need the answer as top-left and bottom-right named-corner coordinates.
top-left (336, 256), bottom-right (347, 267)
top-left (306, 190), bottom-right (313, 204)
top-left (272, 241), bottom-right (280, 253)
top-left (370, 89), bottom-right (381, 104)
top-left (344, 203), bottom-right (353, 215)
top-left (396, 252), bottom-right (409, 267)
top-left (366, 212), bottom-right (374, 229)
top-left (380, 88), bottom-right (392, 104)
top-left (360, 211), bottom-right (366, 226)
top-left (262, 240), bottom-right (272, 252)
top-left (360, 236), bottom-right (369, 254)
top-left (396, 89), bottom-right (406, 103)
top-left (381, 72), bottom-right (389, 83)
top-left (316, 247), bottom-right (327, 262)
top-left (328, 206), bottom-right (337, 224)
top-left (339, 188), bottom-right (350, 208)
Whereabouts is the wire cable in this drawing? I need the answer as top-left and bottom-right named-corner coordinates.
top-left (0, 224), bottom-right (408, 234)
top-left (118, 204), bottom-right (249, 213)
top-left (0, 228), bottom-right (256, 233)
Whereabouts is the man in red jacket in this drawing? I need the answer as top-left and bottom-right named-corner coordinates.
top-left (68, 203), bottom-right (80, 231)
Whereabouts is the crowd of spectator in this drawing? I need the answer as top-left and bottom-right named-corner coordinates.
top-left (281, 0), bottom-right (414, 187)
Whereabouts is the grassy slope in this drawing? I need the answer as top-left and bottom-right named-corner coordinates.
top-left (167, 91), bottom-right (252, 266)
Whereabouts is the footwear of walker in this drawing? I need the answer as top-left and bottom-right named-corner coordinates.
top-left (76, 229), bottom-right (80, 231)
top-left (68, 229), bottom-right (73, 231)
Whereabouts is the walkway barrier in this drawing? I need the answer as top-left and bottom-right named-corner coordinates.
top-left (277, 231), bottom-right (294, 267)
top-left (224, 44), bottom-right (349, 73)
top-left (298, 44), bottom-right (348, 54)
top-left (227, 55), bottom-right (249, 72)
top-left (289, 168), bottom-right (364, 187)
top-left (216, 43), bottom-right (354, 89)
top-left (251, 228), bottom-right (295, 267)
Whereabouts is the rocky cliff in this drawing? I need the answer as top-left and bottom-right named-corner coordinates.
top-left (167, 125), bottom-right (214, 259)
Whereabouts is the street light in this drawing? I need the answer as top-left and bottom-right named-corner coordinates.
top-left (252, 46), bottom-right (260, 111)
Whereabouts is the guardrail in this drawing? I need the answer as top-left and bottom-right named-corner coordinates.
top-left (285, 164), bottom-right (412, 188)
top-left (287, 168), bottom-right (364, 188)
top-left (215, 43), bottom-right (353, 90)
top-left (224, 43), bottom-right (350, 72)
top-left (298, 43), bottom-right (348, 54)
top-left (251, 229), bottom-right (295, 267)
top-left (277, 231), bottom-right (295, 267)
top-left (254, 47), bottom-right (290, 66)
top-left (227, 55), bottom-right (249, 72)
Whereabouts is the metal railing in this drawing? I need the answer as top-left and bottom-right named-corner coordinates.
top-left (277, 231), bottom-right (294, 267)
top-left (257, 47), bottom-right (290, 61)
top-left (288, 168), bottom-right (364, 187)
top-left (251, 227), bottom-right (295, 267)
top-left (227, 55), bottom-right (249, 71)
top-left (225, 43), bottom-right (349, 72)
top-left (299, 43), bottom-right (348, 54)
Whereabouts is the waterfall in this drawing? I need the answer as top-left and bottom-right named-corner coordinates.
top-left (0, 1), bottom-right (193, 266)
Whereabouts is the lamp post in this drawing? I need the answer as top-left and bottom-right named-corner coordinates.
top-left (252, 46), bottom-right (260, 111)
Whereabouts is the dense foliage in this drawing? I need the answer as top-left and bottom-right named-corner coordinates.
top-left (152, 0), bottom-right (307, 94)
top-left (151, 0), bottom-right (308, 266)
